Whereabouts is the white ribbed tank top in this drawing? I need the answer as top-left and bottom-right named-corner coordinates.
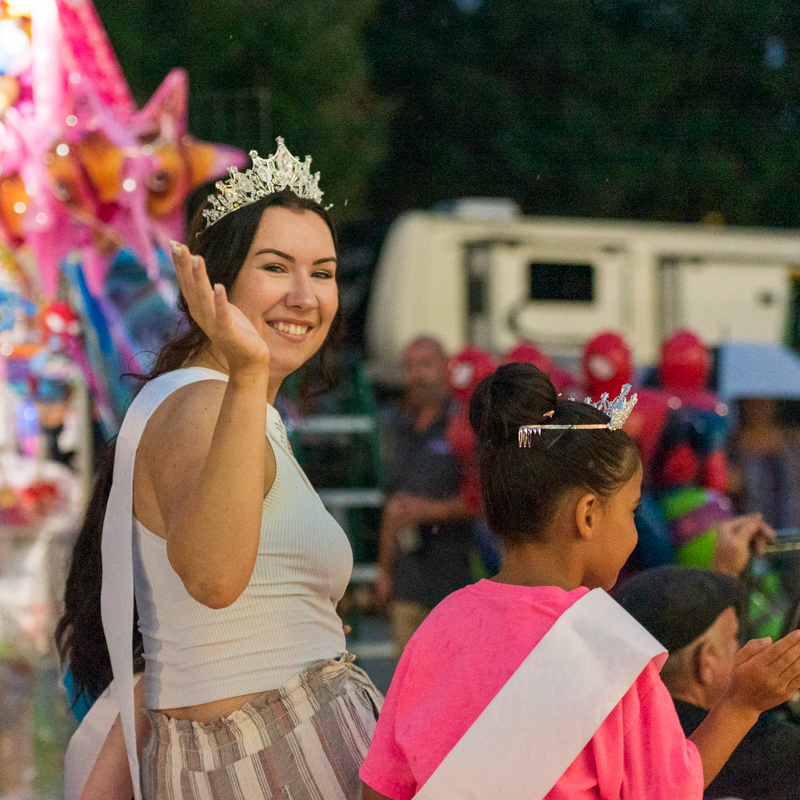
top-left (130, 370), bottom-right (352, 709)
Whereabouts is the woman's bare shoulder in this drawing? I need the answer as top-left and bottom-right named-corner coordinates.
top-left (133, 378), bottom-right (229, 535)
top-left (139, 377), bottom-right (227, 460)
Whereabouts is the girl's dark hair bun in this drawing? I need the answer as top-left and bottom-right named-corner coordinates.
top-left (469, 362), bottom-right (558, 445)
top-left (469, 361), bottom-right (640, 547)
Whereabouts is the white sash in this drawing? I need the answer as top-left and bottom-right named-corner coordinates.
top-left (415, 588), bottom-right (666, 800)
top-left (63, 676), bottom-right (140, 800)
top-left (98, 368), bottom-right (227, 800)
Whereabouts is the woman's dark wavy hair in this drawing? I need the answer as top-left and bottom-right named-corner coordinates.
top-left (56, 190), bottom-right (338, 704)
top-left (469, 362), bottom-right (640, 546)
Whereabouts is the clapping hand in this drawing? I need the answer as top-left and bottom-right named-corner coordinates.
top-left (171, 241), bottom-right (270, 376)
top-left (728, 630), bottom-right (800, 714)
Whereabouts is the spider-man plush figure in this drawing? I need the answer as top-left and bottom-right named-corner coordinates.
top-left (624, 330), bottom-right (731, 571)
top-left (581, 331), bottom-right (633, 399)
top-left (446, 345), bottom-right (498, 573)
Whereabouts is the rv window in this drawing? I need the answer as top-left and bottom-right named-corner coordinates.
top-left (529, 262), bottom-right (594, 302)
top-left (468, 274), bottom-right (487, 315)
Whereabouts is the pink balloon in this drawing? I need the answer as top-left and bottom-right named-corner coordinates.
top-left (1, 0), bottom-right (246, 300)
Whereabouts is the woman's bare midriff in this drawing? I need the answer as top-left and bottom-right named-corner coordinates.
top-left (160, 691), bottom-right (265, 724)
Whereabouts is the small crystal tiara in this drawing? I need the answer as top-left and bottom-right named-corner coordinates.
top-left (519, 384), bottom-right (638, 447)
top-left (203, 137), bottom-right (327, 229)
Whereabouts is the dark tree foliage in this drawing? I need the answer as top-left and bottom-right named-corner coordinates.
top-left (93, 0), bottom-right (389, 220)
top-left (93, 0), bottom-right (800, 226)
top-left (366, 0), bottom-right (800, 226)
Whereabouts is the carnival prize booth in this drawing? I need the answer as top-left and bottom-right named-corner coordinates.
top-left (0, 1), bottom-right (244, 795)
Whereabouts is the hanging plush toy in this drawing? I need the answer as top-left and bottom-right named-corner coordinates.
top-left (653, 330), bottom-right (728, 492)
top-left (30, 302), bottom-right (81, 398)
top-left (505, 340), bottom-right (577, 395)
top-left (581, 331), bottom-right (633, 399)
top-left (446, 345), bottom-right (500, 574)
top-left (31, 300), bottom-right (116, 452)
top-left (447, 344), bottom-right (496, 486)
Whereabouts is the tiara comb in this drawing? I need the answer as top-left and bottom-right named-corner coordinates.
top-left (518, 384), bottom-right (638, 447)
top-left (203, 137), bottom-right (328, 229)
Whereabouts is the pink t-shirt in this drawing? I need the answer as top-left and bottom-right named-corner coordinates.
top-left (361, 580), bottom-right (703, 799)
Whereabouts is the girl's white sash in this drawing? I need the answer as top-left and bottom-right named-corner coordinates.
top-left (415, 588), bottom-right (666, 800)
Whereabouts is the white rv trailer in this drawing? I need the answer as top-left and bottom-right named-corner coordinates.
top-left (366, 202), bottom-right (800, 377)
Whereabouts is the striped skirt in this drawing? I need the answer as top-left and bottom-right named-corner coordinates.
top-left (142, 654), bottom-right (383, 800)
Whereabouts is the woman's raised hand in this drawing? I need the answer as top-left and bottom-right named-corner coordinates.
top-left (171, 241), bottom-right (270, 376)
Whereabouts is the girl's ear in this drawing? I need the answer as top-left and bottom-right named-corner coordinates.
top-left (575, 492), bottom-right (599, 541)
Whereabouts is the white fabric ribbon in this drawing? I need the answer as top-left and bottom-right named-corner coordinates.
top-left (98, 368), bottom-right (227, 800)
top-left (415, 588), bottom-right (666, 800)
top-left (64, 675), bottom-right (141, 800)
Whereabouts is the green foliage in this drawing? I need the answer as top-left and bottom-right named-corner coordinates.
top-left (94, 0), bottom-right (390, 220)
top-left (367, 0), bottom-right (800, 226)
top-left (94, 0), bottom-right (800, 226)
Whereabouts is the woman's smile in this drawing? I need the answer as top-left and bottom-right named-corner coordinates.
top-left (267, 318), bottom-right (315, 340)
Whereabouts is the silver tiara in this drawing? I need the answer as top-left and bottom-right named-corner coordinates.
top-left (203, 137), bottom-right (327, 228)
top-left (519, 384), bottom-right (638, 447)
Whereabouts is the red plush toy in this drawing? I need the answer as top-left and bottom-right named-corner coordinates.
top-left (446, 345), bottom-right (497, 515)
top-left (581, 331), bottom-right (633, 399)
top-left (504, 341), bottom-right (577, 395)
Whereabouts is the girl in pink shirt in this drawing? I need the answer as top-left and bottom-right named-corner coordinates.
top-left (361, 363), bottom-right (800, 800)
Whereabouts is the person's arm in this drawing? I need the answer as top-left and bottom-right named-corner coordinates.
top-left (390, 493), bottom-right (472, 526)
top-left (375, 492), bottom-right (473, 604)
top-left (689, 630), bottom-right (800, 787)
top-left (80, 679), bottom-right (149, 800)
top-left (362, 785), bottom-right (394, 800)
top-left (144, 244), bottom-right (273, 609)
top-left (376, 495), bottom-right (401, 605)
top-left (711, 513), bottom-right (775, 578)
top-left (155, 375), bottom-right (271, 608)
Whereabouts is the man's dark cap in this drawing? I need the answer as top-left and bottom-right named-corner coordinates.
top-left (614, 565), bottom-right (747, 653)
